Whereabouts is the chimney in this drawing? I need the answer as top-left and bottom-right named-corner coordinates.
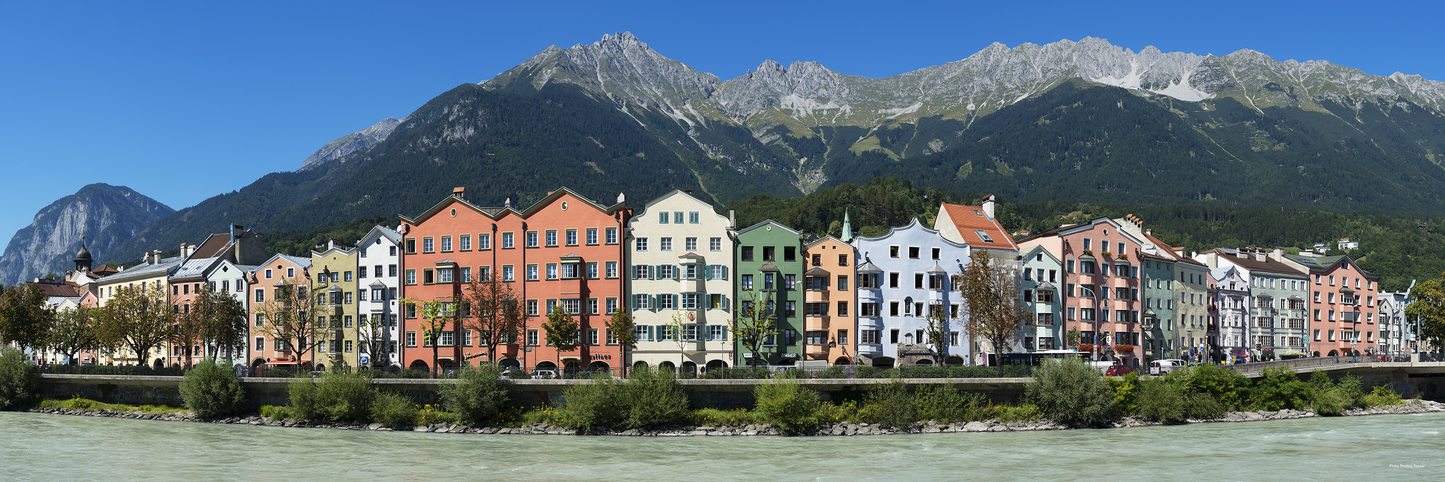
top-left (982, 194), bottom-right (996, 219)
top-left (452, 186), bottom-right (466, 199)
top-left (1254, 249), bottom-right (1266, 262)
top-left (1145, 229), bottom-right (1152, 236)
top-left (1235, 248), bottom-right (1247, 259)
top-left (1206, 251), bottom-right (1218, 268)
top-left (181, 243), bottom-right (193, 258)
top-left (729, 210), bottom-right (737, 228)
top-left (1271, 248), bottom-right (1283, 260)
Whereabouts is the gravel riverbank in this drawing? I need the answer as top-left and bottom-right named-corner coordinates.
top-left (25, 399), bottom-right (1445, 436)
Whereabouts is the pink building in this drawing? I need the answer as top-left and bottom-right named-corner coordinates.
top-left (1018, 218), bottom-right (1147, 365)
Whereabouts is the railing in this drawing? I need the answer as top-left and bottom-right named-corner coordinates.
top-left (1222, 356), bottom-right (1361, 375)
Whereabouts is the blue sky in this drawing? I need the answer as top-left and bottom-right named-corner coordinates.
top-left (2, 0), bottom-right (1442, 244)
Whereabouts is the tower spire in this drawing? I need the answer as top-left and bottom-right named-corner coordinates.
top-left (840, 209), bottom-right (853, 242)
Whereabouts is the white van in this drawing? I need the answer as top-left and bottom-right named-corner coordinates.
top-left (1088, 360), bottom-right (1116, 373)
top-left (1149, 359), bottom-right (1184, 375)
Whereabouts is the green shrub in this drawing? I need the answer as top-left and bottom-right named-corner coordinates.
top-left (753, 378), bottom-right (820, 434)
top-left (912, 384), bottom-right (984, 424)
top-left (1133, 378), bottom-right (1187, 424)
top-left (1360, 386), bottom-right (1404, 408)
top-left (260, 405), bottom-right (291, 420)
top-left (439, 363), bottom-right (510, 425)
top-left (0, 348), bottom-right (39, 410)
top-left (1167, 365), bottom-right (1250, 411)
top-left (862, 380), bottom-right (914, 427)
top-left (558, 378), bottom-right (622, 430)
top-left (178, 359), bottom-right (248, 418)
top-left (287, 371), bottom-right (376, 422)
top-left (1109, 372), bottom-right (1142, 415)
top-left (618, 366), bottom-right (691, 428)
top-left (1025, 358), bottom-right (1115, 427)
top-left (693, 408), bottom-right (760, 426)
top-left (260, 368), bottom-right (293, 378)
top-left (1248, 368), bottom-right (1311, 411)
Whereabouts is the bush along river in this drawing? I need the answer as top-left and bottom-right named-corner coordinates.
top-left (3, 409), bottom-right (1443, 481)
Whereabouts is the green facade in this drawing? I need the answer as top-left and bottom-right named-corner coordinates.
top-left (733, 220), bottom-right (806, 366)
top-left (1140, 255), bottom-right (1177, 360)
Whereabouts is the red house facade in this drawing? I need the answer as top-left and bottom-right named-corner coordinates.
top-left (400, 187), bottom-right (629, 374)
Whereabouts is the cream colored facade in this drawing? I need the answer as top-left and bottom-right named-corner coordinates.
top-left (625, 190), bottom-right (735, 372)
top-left (94, 252), bottom-right (179, 367)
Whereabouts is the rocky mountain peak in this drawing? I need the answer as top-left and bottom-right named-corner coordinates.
top-left (299, 117), bottom-right (401, 171)
top-left (0, 184), bottom-right (173, 285)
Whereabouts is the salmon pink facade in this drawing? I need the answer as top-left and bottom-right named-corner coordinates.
top-left (400, 187), bottom-right (629, 374)
top-left (1018, 218), bottom-right (1147, 365)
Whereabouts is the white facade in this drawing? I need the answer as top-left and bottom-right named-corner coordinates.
top-left (357, 225), bottom-right (404, 368)
top-left (625, 190), bottom-right (735, 371)
top-left (1378, 288), bottom-right (1414, 356)
top-left (1211, 267), bottom-right (1251, 360)
top-left (852, 218), bottom-right (971, 367)
top-left (204, 259), bottom-right (257, 367)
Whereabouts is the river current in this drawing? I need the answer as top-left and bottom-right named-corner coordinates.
top-left (1, 411), bottom-right (1440, 481)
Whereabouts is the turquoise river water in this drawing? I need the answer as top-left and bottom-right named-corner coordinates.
top-left (1, 411), bottom-right (1441, 481)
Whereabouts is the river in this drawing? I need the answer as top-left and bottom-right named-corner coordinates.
top-left (1, 411), bottom-right (1440, 481)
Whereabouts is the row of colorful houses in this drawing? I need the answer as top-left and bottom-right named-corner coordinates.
top-left (39, 187), bottom-right (1417, 372)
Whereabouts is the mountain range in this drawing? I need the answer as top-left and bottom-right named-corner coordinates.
top-left (0, 184), bottom-right (173, 285)
top-left (5, 32), bottom-right (1445, 281)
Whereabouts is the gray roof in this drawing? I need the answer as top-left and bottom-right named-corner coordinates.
top-left (171, 257), bottom-right (220, 280)
top-left (98, 256), bottom-right (183, 284)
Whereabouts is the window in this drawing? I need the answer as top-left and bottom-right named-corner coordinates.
top-left (437, 268), bottom-right (454, 283)
top-left (546, 264), bottom-right (558, 280)
top-left (389, 265), bottom-right (397, 277)
top-left (586, 228), bottom-right (598, 245)
top-left (931, 247), bottom-right (941, 260)
top-left (545, 230), bottom-right (557, 247)
top-left (763, 247), bottom-right (775, 261)
top-left (890, 246), bottom-right (900, 258)
top-left (659, 211), bottom-right (670, 224)
top-left (460, 267), bottom-right (471, 283)
top-left (405, 269), bottom-right (416, 285)
top-left (460, 235), bottom-right (471, 251)
top-left (441, 236), bottom-right (452, 252)
top-left (689, 211), bottom-right (700, 224)
top-left (685, 237), bottom-right (697, 252)
top-left (527, 329), bottom-right (539, 346)
top-left (405, 331), bottom-right (417, 347)
top-left (710, 237), bottom-right (722, 252)
top-left (636, 237), bottom-right (648, 252)
top-left (660, 237), bottom-right (673, 251)
top-left (741, 246), bottom-right (754, 261)
top-left (255, 337), bottom-right (264, 351)
top-left (785, 274), bottom-right (796, 290)
top-left (586, 262), bottom-right (598, 279)
top-left (423, 237), bottom-right (435, 253)
top-left (606, 261), bottom-right (618, 279)
top-left (479, 234), bottom-right (491, 250)
top-left (741, 274), bottom-right (753, 290)
top-left (674, 212), bottom-right (684, 224)
top-left (566, 229), bottom-right (577, 246)
top-left (606, 227), bottom-right (618, 245)
top-left (526, 231), bottom-right (538, 248)
top-left (527, 265), bottom-right (539, 281)
top-left (784, 247), bottom-right (796, 262)
top-left (861, 330), bottom-right (880, 344)
top-left (502, 232), bottom-right (515, 249)
top-left (908, 247), bottom-right (920, 259)
top-left (503, 265), bottom-right (515, 281)
top-left (975, 230), bottom-right (994, 243)
top-left (423, 269), bottom-right (434, 284)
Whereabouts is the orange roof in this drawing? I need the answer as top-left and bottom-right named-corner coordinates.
top-left (940, 202), bottom-right (1017, 251)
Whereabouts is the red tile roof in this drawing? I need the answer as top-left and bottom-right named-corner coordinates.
top-left (940, 202), bottom-right (1017, 251)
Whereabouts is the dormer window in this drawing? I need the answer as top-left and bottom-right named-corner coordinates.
top-left (976, 230), bottom-right (994, 243)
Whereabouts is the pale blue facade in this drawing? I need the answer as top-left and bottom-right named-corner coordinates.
top-left (851, 218), bottom-right (971, 367)
top-left (1019, 245), bottom-right (1063, 352)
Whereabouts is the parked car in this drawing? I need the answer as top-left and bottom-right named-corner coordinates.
top-left (1149, 359), bottom-right (1185, 376)
top-left (529, 369), bottom-right (559, 379)
top-left (1105, 364), bottom-right (1137, 376)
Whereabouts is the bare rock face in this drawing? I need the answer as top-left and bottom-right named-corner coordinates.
top-left (299, 118), bottom-right (401, 171)
top-left (0, 184), bottom-right (173, 284)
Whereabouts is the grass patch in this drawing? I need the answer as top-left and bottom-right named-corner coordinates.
top-left (40, 396), bottom-right (187, 415)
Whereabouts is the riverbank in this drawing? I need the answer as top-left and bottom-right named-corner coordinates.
top-left (22, 399), bottom-right (1444, 436)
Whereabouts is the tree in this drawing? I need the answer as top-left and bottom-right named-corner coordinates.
top-left (172, 307), bottom-right (204, 368)
top-left (48, 307), bottom-right (97, 365)
top-left (0, 284), bottom-right (54, 353)
top-left (730, 291), bottom-right (779, 367)
top-left (415, 296), bottom-right (458, 377)
top-left (605, 308), bottom-right (637, 375)
top-left (253, 276), bottom-right (326, 370)
top-left (541, 309), bottom-right (579, 374)
top-left (666, 311), bottom-right (696, 371)
top-left (461, 274), bottom-right (525, 364)
top-left (957, 250), bottom-right (1030, 363)
top-left (922, 305), bottom-right (951, 366)
top-left (1407, 274), bottom-right (1445, 354)
top-left (96, 285), bottom-right (173, 367)
top-left (192, 286), bottom-right (248, 363)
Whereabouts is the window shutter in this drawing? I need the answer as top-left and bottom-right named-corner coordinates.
top-left (721, 326), bottom-right (728, 341)
top-left (704, 265), bottom-right (713, 280)
top-left (722, 266), bottom-right (728, 280)
top-left (676, 265), bottom-right (683, 279)
top-left (647, 325), bottom-right (655, 341)
top-left (722, 295), bottom-right (729, 310)
top-left (629, 294), bottom-right (638, 310)
top-left (671, 294), bottom-right (679, 307)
